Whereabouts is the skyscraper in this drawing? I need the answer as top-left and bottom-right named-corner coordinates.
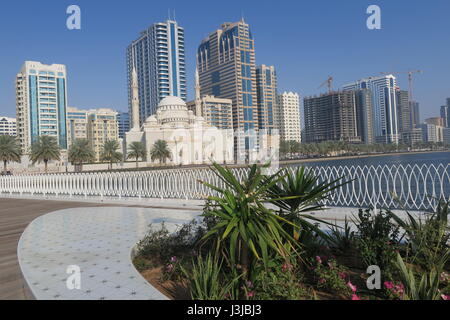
top-left (441, 104), bottom-right (450, 128)
top-left (278, 92), bottom-right (301, 143)
top-left (197, 20), bottom-right (258, 134)
top-left (256, 65), bottom-right (278, 132)
top-left (117, 112), bottom-right (130, 139)
top-left (16, 61), bottom-right (68, 152)
top-left (343, 75), bottom-right (399, 144)
top-left (410, 101), bottom-right (420, 128)
top-left (127, 19), bottom-right (186, 125)
top-left (396, 89), bottom-right (412, 133)
top-left (354, 89), bottom-right (374, 144)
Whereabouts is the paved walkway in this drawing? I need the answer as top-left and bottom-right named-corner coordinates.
top-left (0, 197), bottom-right (199, 300)
top-left (18, 207), bottom-right (200, 300)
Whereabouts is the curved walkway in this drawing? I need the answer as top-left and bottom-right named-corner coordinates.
top-left (17, 207), bottom-right (200, 300)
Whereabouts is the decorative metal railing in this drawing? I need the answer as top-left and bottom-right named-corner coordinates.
top-left (0, 164), bottom-right (449, 211)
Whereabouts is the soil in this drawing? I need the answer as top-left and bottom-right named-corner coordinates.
top-left (140, 266), bottom-right (190, 300)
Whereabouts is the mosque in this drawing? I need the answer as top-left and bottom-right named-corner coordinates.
top-left (124, 66), bottom-right (234, 165)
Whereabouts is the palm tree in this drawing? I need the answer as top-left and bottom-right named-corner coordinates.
top-left (0, 135), bottom-right (21, 174)
top-left (127, 141), bottom-right (146, 168)
top-left (68, 139), bottom-right (95, 172)
top-left (29, 136), bottom-right (61, 173)
top-left (100, 140), bottom-right (123, 170)
top-left (150, 140), bottom-right (171, 165)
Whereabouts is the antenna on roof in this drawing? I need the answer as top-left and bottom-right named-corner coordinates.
top-left (173, 9), bottom-right (176, 21)
top-left (241, 10), bottom-right (245, 23)
top-left (168, 8), bottom-right (171, 20)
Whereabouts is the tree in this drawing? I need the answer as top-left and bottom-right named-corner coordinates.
top-left (29, 136), bottom-right (61, 173)
top-left (150, 140), bottom-right (171, 165)
top-left (68, 139), bottom-right (95, 172)
top-left (127, 141), bottom-right (146, 168)
top-left (0, 135), bottom-right (21, 174)
top-left (100, 140), bottom-right (123, 170)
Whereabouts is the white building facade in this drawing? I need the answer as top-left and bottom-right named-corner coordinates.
top-left (0, 117), bottom-right (17, 136)
top-left (277, 92), bottom-right (301, 143)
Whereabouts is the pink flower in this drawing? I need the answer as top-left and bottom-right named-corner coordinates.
top-left (339, 272), bottom-right (347, 280)
top-left (246, 281), bottom-right (254, 289)
top-left (347, 281), bottom-right (357, 293)
top-left (384, 281), bottom-right (394, 290)
top-left (170, 256), bottom-right (177, 263)
top-left (441, 294), bottom-right (450, 300)
top-left (247, 291), bottom-right (255, 298)
top-left (315, 256), bottom-right (322, 264)
top-left (282, 263), bottom-right (293, 272)
top-left (351, 294), bottom-right (361, 300)
top-left (318, 278), bottom-right (326, 284)
top-left (166, 264), bottom-right (174, 272)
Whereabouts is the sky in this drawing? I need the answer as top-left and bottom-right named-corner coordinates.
top-left (0, 0), bottom-right (449, 122)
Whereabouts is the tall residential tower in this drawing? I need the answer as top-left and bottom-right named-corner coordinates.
top-left (16, 61), bottom-right (68, 152)
top-left (197, 20), bottom-right (258, 134)
top-left (256, 65), bottom-right (278, 132)
top-left (127, 19), bottom-right (186, 124)
top-left (344, 75), bottom-right (399, 144)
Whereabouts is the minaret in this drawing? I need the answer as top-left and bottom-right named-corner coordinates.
top-left (195, 67), bottom-right (202, 117)
top-left (131, 62), bottom-right (140, 131)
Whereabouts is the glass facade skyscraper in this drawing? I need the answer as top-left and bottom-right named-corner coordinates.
top-left (343, 75), bottom-right (399, 144)
top-left (16, 61), bottom-right (68, 152)
top-left (197, 20), bottom-right (258, 134)
top-left (127, 20), bottom-right (186, 125)
top-left (256, 65), bottom-right (278, 132)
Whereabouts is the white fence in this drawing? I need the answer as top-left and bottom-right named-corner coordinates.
top-left (0, 164), bottom-right (449, 211)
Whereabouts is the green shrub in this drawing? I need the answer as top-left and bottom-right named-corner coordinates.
top-left (391, 200), bottom-right (450, 271)
top-left (354, 208), bottom-right (400, 277)
top-left (327, 217), bottom-right (356, 254)
top-left (251, 266), bottom-right (309, 300)
top-left (181, 253), bottom-right (242, 300)
top-left (311, 256), bottom-right (352, 296)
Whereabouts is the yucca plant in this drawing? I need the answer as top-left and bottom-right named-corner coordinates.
top-left (200, 162), bottom-right (301, 280)
top-left (328, 217), bottom-right (356, 253)
top-left (391, 200), bottom-right (450, 271)
top-left (265, 166), bottom-right (346, 242)
top-left (395, 252), bottom-right (443, 300)
top-left (181, 253), bottom-right (242, 300)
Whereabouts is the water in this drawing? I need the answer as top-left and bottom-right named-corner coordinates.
top-left (287, 151), bottom-right (450, 168)
top-left (284, 151), bottom-right (450, 210)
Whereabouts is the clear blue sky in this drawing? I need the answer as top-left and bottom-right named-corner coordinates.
top-left (0, 0), bottom-right (449, 121)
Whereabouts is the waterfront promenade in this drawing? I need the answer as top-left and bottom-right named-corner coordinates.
top-left (0, 197), bottom-right (200, 300)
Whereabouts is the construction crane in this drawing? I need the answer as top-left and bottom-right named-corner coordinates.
top-left (380, 70), bottom-right (423, 102)
top-left (318, 76), bottom-right (333, 94)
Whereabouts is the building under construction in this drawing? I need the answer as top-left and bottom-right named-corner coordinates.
top-left (304, 90), bottom-right (373, 144)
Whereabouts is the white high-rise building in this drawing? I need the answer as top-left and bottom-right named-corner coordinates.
top-left (277, 92), bottom-right (301, 143)
top-left (127, 19), bottom-right (186, 125)
top-left (343, 75), bottom-right (399, 144)
top-left (16, 61), bottom-right (68, 153)
top-left (0, 117), bottom-right (17, 136)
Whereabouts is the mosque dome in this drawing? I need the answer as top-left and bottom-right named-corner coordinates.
top-left (156, 96), bottom-right (190, 126)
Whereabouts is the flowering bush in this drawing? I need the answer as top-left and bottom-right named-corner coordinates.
top-left (312, 256), bottom-right (353, 297)
top-left (161, 256), bottom-right (185, 282)
top-left (384, 281), bottom-right (405, 300)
